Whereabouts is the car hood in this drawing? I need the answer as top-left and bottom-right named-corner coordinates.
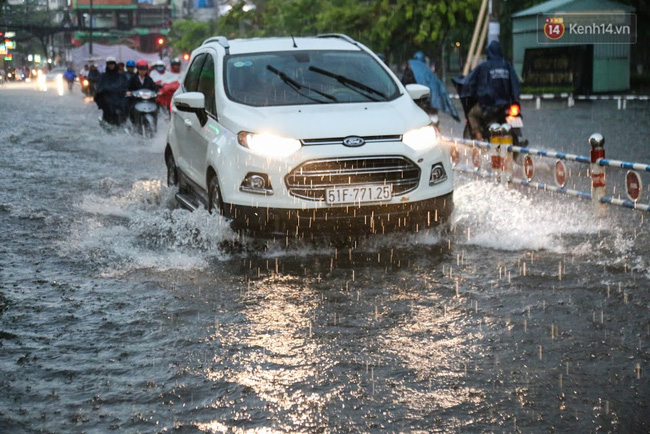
top-left (220, 94), bottom-right (430, 140)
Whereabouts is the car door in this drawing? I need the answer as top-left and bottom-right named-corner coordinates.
top-left (185, 52), bottom-right (221, 189)
top-left (172, 52), bottom-right (206, 179)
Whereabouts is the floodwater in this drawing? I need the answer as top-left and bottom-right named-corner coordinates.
top-left (1, 81), bottom-right (649, 433)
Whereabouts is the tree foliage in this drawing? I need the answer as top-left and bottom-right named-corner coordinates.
top-left (170, 0), bottom-right (482, 66)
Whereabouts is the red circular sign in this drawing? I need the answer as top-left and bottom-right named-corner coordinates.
top-left (626, 170), bottom-right (642, 202)
top-left (524, 155), bottom-right (534, 181)
top-left (472, 148), bottom-right (481, 170)
top-left (544, 18), bottom-right (565, 40)
top-left (555, 160), bottom-right (567, 188)
top-left (450, 145), bottom-right (459, 166)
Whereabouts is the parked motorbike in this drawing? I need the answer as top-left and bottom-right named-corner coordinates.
top-left (129, 88), bottom-right (158, 138)
top-left (452, 76), bottom-right (527, 147)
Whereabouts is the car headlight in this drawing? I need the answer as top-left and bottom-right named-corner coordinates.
top-left (237, 131), bottom-right (301, 157)
top-left (402, 124), bottom-right (438, 151)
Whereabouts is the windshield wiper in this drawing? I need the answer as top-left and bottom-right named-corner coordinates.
top-left (266, 65), bottom-right (337, 103)
top-left (308, 66), bottom-right (387, 101)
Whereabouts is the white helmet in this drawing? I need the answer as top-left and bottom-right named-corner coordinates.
top-left (153, 60), bottom-right (165, 67)
top-left (106, 56), bottom-right (117, 63)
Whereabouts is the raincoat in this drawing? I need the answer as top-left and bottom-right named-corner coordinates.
top-left (94, 67), bottom-right (129, 125)
top-left (461, 41), bottom-right (520, 110)
top-left (407, 52), bottom-right (460, 122)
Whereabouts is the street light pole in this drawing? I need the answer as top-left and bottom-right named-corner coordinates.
top-left (89, 0), bottom-right (93, 55)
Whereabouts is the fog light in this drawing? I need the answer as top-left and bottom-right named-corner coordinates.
top-left (240, 173), bottom-right (273, 195)
top-left (429, 163), bottom-right (447, 185)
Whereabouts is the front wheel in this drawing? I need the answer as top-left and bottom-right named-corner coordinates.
top-left (165, 151), bottom-right (178, 187)
top-left (208, 175), bottom-right (224, 216)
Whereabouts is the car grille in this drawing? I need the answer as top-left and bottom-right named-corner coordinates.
top-left (285, 156), bottom-right (421, 201)
top-left (301, 135), bottom-right (402, 146)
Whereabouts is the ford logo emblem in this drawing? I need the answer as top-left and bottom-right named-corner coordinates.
top-left (343, 136), bottom-right (365, 147)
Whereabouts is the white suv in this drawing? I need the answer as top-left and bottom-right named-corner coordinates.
top-left (165, 34), bottom-right (453, 237)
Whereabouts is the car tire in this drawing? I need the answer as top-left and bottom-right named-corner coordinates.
top-left (166, 151), bottom-right (178, 187)
top-left (208, 175), bottom-right (224, 216)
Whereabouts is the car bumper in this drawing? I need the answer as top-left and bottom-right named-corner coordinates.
top-left (222, 191), bottom-right (453, 237)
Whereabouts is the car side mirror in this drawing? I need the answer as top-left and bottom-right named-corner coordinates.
top-left (173, 92), bottom-right (208, 126)
top-left (405, 83), bottom-right (430, 111)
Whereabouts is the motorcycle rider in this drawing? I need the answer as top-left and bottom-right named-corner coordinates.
top-left (149, 60), bottom-right (167, 84)
top-left (402, 51), bottom-right (460, 122)
top-left (156, 58), bottom-right (183, 117)
top-left (126, 60), bottom-right (158, 126)
top-left (94, 56), bottom-right (129, 126)
top-left (127, 59), bottom-right (157, 93)
top-left (63, 65), bottom-right (76, 92)
top-left (166, 58), bottom-right (182, 82)
top-left (86, 63), bottom-right (101, 96)
top-left (460, 40), bottom-right (520, 141)
top-left (123, 60), bottom-right (136, 82)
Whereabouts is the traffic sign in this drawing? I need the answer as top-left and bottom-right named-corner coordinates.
top-left (555, 160), bottom-right (567, 188)
top-left (625, 170), bottom-right (642, 202)
top-left (450, 145), bottom-right (459, 166)
top-left (472, 148), bottom-right (481, 170)
top-left (524, 155), bottom-right (534, 181)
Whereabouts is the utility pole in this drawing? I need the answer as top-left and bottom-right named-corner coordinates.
top-left (89, 0), bottom-right (93, 55)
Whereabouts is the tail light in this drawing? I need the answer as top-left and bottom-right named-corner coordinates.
top-left (508, 104), bottom-right (520, 117)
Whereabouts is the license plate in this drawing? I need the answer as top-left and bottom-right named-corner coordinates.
top-left (506, 116), bottom-right (523, 128)
top-left (326, 184), bottom-right (392, 205)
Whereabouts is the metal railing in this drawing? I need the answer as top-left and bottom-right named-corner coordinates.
top-left (450, 93), bottom-right (650, 109)
top-left (442, 127), bottom-right (650, 213)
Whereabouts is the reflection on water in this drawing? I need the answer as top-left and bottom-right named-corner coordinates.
top-left (1, 87), bottom-right (648, 432)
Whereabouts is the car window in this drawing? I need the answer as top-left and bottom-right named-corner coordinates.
top-left (184, 53), bottom-right (206, 92)
top-left (224, 50), bottom-right (400, 107)
top-left (197, 54), bottom-right (216, 115)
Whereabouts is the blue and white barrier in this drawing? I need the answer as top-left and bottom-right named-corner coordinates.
top-left (450, 93), bottom-right (649, 109)
top-left (443, 131), bottom-right (650, 213)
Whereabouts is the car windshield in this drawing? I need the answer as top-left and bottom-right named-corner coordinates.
top-left (224, 50), bottom-right (400, 107)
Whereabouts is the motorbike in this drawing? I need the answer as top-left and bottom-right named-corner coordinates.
top-left (80, 77), bottom-right (90, 96)
top-left (156, 81), bottom-right (180, 119)
top-left (452, 76), bottom-right (527, 147)
top-left (129, 88), bottom-right (159, 138)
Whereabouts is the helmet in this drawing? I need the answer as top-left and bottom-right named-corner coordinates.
top-left (171, 58), bottom-right (181, 65)
top-left (126, 60), bottom-right (136, 67)
top-left (106, 56), bottom-right (117, 63)
top-left (136, 59), bottom-right (148, 68)
top-left (153, 60), bottom-right (165, 67)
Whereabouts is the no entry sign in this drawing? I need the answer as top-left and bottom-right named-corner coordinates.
top-left (524, 155), bottom-right (534, 181)
top-left (472, 148), bottom-right (481, 170)
top-left (555, 160), bottom-right (567, 188)
top-left (626, 170), bottom-right (642, 202)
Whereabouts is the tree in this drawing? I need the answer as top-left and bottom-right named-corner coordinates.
top-left (170, 0), bottom-right (483, 71)
top-left (169, 20), bottom-right (211, 54)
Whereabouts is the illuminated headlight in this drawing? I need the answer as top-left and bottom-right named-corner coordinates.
top-left (237, 131), bottom-right (301, 157)
top-left (402, 124), bottom-right (438, 151)
top-left (429, 162), bottom-right (447, 185)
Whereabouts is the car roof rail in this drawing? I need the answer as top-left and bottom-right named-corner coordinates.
top-left (202, 36), bottom-right (230, 54)
top-left (317, 33), bottom-right (358, 46)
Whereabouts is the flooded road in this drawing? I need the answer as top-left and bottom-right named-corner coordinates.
top-left (1, 82), bottom-right (649, 432)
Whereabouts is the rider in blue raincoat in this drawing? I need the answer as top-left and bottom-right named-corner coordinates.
top-left (460, 40), bottom-right (520, 140)
top-left (402, 51), bottom-right (460, 122)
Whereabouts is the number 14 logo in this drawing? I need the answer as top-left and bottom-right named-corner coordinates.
top-left (544, 17), bottom-right (565, 40)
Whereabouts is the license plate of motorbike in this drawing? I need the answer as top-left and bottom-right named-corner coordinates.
top-left (326, 184), bottom-right (392, 205)
top-left (506, 116), bottom-right (523, 128)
